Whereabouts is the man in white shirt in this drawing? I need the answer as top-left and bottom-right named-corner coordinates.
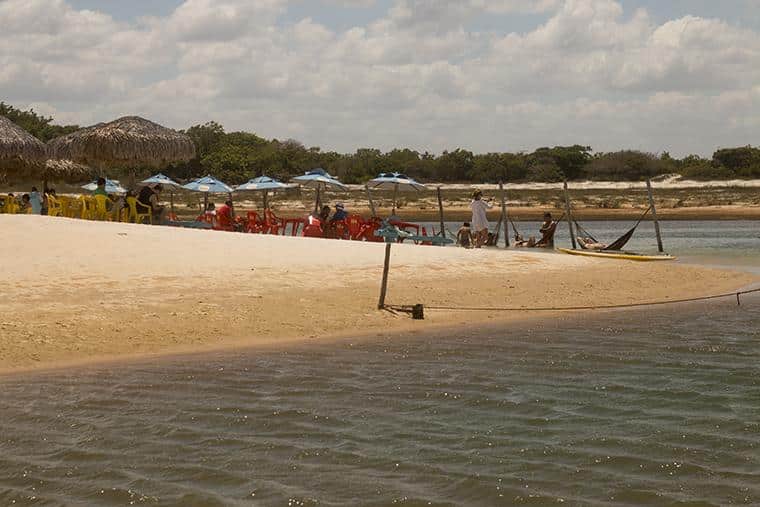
top-left (470, 190), bottom-right (493, 248)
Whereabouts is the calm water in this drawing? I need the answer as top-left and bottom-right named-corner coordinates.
top-left (1, 221), bottom-right (758, 506)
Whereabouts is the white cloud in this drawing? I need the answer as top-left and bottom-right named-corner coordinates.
top-left (1, 0), bottom-right (759, 156)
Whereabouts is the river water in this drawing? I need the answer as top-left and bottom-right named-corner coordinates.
top-left (1, 221), bottom-right (758, 506)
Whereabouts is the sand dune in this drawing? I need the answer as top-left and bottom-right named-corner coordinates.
top-left (0, 215), bottom-right (755, 373)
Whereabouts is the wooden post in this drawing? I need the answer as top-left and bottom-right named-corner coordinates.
top-left (263, 190), bottom-right (268, 211)
top-left (228, 192), bottom-right (235, 220)
top-left (436, 187), bottom-right (446, 241)
top-left (563, 180), bottom-right (577, 249)
top-left (365, 184), bottom-right (377, 217)
top-left (377, 243), bottom-right (392, 310)
top-left (499, 181), bottom-right (509, 248)
top-left (314, 185), bottom-right (321, 214)
top-left (646, 179), bottom-right (664, 253)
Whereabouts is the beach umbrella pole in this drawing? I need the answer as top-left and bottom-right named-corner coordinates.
top-left (314, 185), bottom-right (321, 214)
top-left (392, 184), bottom-right (398, 214)
top-left (203, 193), bottom-right (209, 213)
top-left (563, 180), bottom-right (577, 249)
top-left (436, 187), bottom-right (446, 241)
top-left (646, 179), bottom-right (664, 253)
top-left (170, 191), bottom-right (175, 216)
top-left (365, 184), bottom-right (377, 218)
top-left (263, 190), bottom-right (268, 211)
top-left (499, 182), bottom-right (509, 248)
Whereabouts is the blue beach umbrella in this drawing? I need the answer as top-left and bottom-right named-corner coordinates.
top-left (291, 168), bottom-right (348, 212)
top-left (367, 172), bottom-right (428, 214)
top-left (82, 178), bottom-right (127, 194)
top-left (234, 176), bottom-right (295, 209)
top-left (142, 173), bottom-right (181, 188)
top-left (182, 175), bottom-right (234, 212)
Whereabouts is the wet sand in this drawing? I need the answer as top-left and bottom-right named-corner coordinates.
top-left (0, 215), bottom-right (756, 374)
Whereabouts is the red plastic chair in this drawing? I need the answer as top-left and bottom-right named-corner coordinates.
top-left (245, 211), bottom-right (265, 233)
top-left (264, 209), bottom-right (282, 235)
top-left (358, 217), bottom-right (384, 242)
top-left (345, 214), bottom-right (365, 240)
top-left (302, 216), bottom-right (323, 237)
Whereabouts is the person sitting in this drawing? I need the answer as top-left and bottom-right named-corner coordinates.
top-left (216, 199), bottom-right (235, 230)
top-left (21, 194), bottom-right (31, 212)
top-left (93, 177), bottom-right (108, 197)
top-left (457, 222), bottom-right (472, 248)
top-left (331, 202), bottom-right (348, 223)
top-left (577, 236), bottom-right (608, 250)
top-left (534, 212), bottom-right (559, 248)
top-left (137, 183), bottom-right (167, 225)
top-left (317, 205), bottom-right (331, 223)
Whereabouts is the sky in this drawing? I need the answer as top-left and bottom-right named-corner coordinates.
top-left (2, 0), bottom-right (759, 157)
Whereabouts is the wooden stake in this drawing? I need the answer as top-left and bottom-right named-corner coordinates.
top-left (646, 179), bottom-right (664, 253)
top-left (436, 187), bottom-right (446, 241)
top-left (378, 243), bottom-right (392, 310)
top-left (563, 180), bottom-right (577, 249)
top-left (499, 181), bottom-right (509, 248)
top-left (365, 184), bottom-right (377, 217)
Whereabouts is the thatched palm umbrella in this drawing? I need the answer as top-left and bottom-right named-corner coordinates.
top-left (0, 115), bottom-right (46, 182)
top-left (47, 116), bottom-right (196, 188)
top-left (43, 159), bottom-right (93, 185)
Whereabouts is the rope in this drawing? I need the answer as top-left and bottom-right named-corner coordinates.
top-left (389, 287), bottom-right (760, 313)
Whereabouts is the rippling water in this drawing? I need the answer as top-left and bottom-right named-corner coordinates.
top-left (2, 296), bottom-right (759, 506)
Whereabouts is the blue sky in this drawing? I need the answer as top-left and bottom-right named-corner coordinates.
top-left (4, 0), bottom-right (760, 156)
top-left (69, 0), bottom-right (760, 30)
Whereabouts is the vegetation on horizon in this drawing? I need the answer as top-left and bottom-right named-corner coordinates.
top-left (3, 102), bottom-right (760, 184)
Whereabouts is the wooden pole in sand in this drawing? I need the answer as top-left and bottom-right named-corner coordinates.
top-left (646, 179), bottom-right (664, 253)
top-left (365, 184), bottom-right (377, 217)
top-left (378, 243), bottom-right (392, 310)
top-left (436, 187), bottom-right (446, 241)
top-left (499, 181), bottom-right (509, 248)
top-left (563, 180), bottom-right (577, 249)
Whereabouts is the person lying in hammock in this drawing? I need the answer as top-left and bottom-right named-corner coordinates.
top-left (577, 237), bottom-right (608, 250)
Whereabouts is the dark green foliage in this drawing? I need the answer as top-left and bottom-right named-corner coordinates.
top-left (6, 102), bottom-right (758, 184)
top-left (583, 151), bottom-right (671, 181)
top-left (0, 102), bottom-right (79, 142)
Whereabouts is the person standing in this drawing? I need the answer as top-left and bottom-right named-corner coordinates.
top-left (470, 190), bottom-right (493, 248)
top-left (29, 187), bottom-right (43, 215)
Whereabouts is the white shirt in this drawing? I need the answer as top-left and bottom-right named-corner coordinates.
top-left (470, 199), bottom-right (492, 232)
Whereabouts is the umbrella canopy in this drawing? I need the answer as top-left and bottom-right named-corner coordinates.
top-left (82, 178), bottom-right (127, 194)
top-left (234, 175), bottom-right (295, 210)
top-left (291, 168), bottom-right (348, 213)
top-left (367, 173), bottom-right (427, 192)
top-left (47, 116), bottom-right (196, 169)
top-left (43, 159), bottom-right (94, 184)
top-left (234, 175), bottom-right (295, 192)
top-left (366, 172), bottom-right (428, 214)
top-left (142, 172), bottom-right (181, 188)
top-left (291, 168), bottom-right (348, 190)
top-left (182, 175), bottom-right (233, 193)
top-left (0, 115), bottom-right (46, 175)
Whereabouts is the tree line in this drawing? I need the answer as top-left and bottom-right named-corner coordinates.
top-left (3, 102), bottom-right (759, 183)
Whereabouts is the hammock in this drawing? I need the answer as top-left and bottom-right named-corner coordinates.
top-left (573, 206), bottom-right (651, 251)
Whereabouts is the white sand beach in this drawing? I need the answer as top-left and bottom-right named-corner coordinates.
top-left (0, 215), bottom-right (755, 373)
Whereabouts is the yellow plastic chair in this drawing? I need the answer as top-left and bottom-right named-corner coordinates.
top-left (58, 196), bottom-right (74, 218)
top-left (126, 196), bottom-right (152, 224)
top-left (93, 195), bottom-right (113, 221)
top-left (46, 194), bottom-right (63, 217)
top-left (2, 196), bottom-right (20, 214)
top-left (78, 195), bottom-right (93, 220)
